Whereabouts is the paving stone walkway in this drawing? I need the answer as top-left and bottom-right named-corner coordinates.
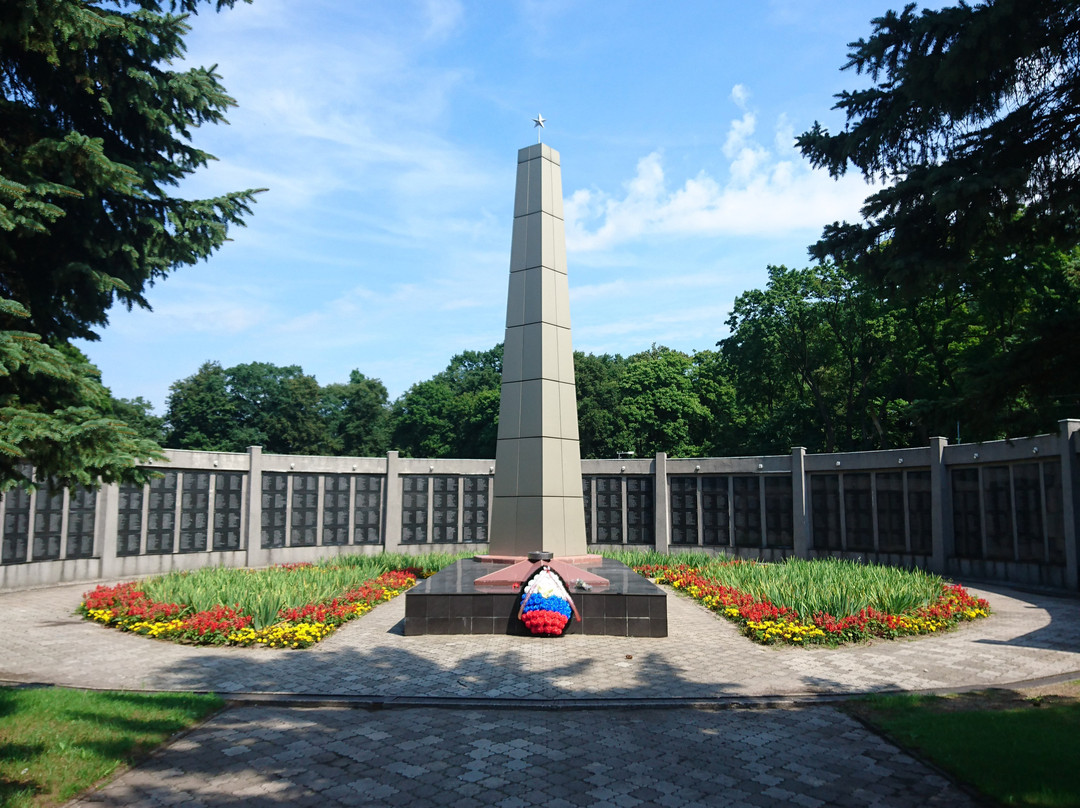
top-left (65, 704), bottom-right (972, 808)
top-left (3, 579), bottom-right (1079, 700)
top-left (2, 578), bottom-right (1078, 806)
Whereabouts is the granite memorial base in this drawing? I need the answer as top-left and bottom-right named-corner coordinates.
top-left (403, 557), bottom-right (667, 637)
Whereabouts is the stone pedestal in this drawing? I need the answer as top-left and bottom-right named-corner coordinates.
top-left (403, 558), bottom-right (667, 637)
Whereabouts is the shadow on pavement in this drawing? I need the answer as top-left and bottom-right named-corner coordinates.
top-left (969, 582), bottom-right (1080, 651)
top-left (154, 640), bottom-right (745, 704)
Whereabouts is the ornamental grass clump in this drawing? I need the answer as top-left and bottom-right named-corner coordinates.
top-left (79, 552), bottom-right (457, 648)
top-left (705, 557), bottom-right (945, 620)
top-left (627, 554), bottom-right (990, 646)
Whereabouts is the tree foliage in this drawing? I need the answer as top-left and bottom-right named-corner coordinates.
top-left (154, 258), bottom-right (1080, 466)
top-left (717, 258), bottom-right (1080, 453)
top-left (793, 0), bottom-right (1080, 443)
top-left (0, 0), bottom-right (259, 487)
top-left (0, 0), bottom-right (260, 340)
top-left (390, 346), bottom-right (502, 459)
top-left (108, 395), bottom-right (166, 444)
top-left (613, 346), bottom-right (711, 458)
top-left (720, 265), bottom-right (897, 453)
top-left (0, 300), bottom-right (164, 490)
top-left (165, 361), bottom-right (363, 455)
top-left (320, 371), bottom-right (390, 457)
top-left (798, 0), bottom-right (1080, 289)
top-left (162, 361), bottom-right (235, 450)
top-left (574, 352), bottom-right (628, 459)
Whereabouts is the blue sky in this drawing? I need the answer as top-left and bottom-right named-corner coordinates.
top-left (79, 0), bottom-right (917, 411)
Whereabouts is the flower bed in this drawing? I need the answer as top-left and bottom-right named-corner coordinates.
top-left (636, 562), bottom-right (990, 646)
top-left (80, 567), bottom-right (422, 648)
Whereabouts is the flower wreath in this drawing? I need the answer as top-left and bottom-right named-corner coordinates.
top-left (518, 567), bottom-right (574, 636)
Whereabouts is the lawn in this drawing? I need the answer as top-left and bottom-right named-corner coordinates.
top-left (0, 687), bottom-right (222, 808)
top-left (848, 685), bottom-right (1080, 807)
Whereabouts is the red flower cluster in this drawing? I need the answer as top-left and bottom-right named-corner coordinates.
top-left (521, 609), bottom-right (569, 636)
top-left (810, 608), bottom-right (900, 638)
top-left (181, 604), bottom-right (252, 637)
top-left (807, 584), bottom-right (989, 640)
top-left (635, 560), bottom-right (750, 579)
top-left (278, 569), bottom-right (417, 625)
top-left (278, 601), bottom-right (347, 623)
top-left (80, 582), bottom-right (253, 641)
top-left (125, 599), bottom-right (185, 622)
top-left (81, 582), bottom-right (183, 621)
top-left (82, 581), bottom-right (141, 611)
top-left (379, 569), bottom-right (424, 587)
top-left (740, 599), bottom-right (790, 622)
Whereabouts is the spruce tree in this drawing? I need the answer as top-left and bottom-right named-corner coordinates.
top-left (0, 0), bottom-right (261, 489)
top-left (798, 0), bottom-right (1080, 289)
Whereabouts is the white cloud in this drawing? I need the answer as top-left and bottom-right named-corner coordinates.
top-left (564, 88), bottom-right (870, 253)
top-left (574, 302), bottom-right (733, 354)
top-left (724, 110), bottom-right (758, 159)
top-left (730, 83), bottom-right (751, 109)
top-left (421, 0), bottom-right (465, 40)
top-left (774, 112), bottom-right (795, 152)
top-left (110, 284), bottom-right (271, 336)
top-left (181, 2), bottom-right (494, 224)
top-left (569, 279), bottom-right (631, 303)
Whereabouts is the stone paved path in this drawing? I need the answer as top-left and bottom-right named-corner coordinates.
top-left (3, 580), bottom-right (1079, 700)
top-left (2, 578), bottom-right (1077, 806)
top-left (66, 704), bottom-right (973, 808)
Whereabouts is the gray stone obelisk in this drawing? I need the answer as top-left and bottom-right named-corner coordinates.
top-left (489, 144), bottom-right (588, 558)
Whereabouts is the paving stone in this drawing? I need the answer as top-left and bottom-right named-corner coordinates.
top-left (7, 580), bottom-right (1080, 702)
top-left (60, 704), bottom-right (984, 807)
top-left (6, 579), bottom-right (1078, 807)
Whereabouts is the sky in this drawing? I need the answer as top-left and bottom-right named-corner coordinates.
top-left (78, 0), bottom-right (919, 412)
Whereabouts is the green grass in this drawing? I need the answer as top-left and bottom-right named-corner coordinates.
top-left (0, 687), bottom-right (223, 808)
top-left (140, 551), bottom-right (462, 629)
top-left (854, 692), bottom-right (1080, 807)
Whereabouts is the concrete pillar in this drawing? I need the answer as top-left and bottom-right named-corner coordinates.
top-left (791, 447), bottom-right (809, 558)
top-left (1057, 419), bottom-right (1080, 590)
top-left (244, 446), bottom-right (264, 569)
top-left (490, 144), bottom-right (587, 557)
top-left (384, 450), bottom-right (403, 553)
top-left (98, 482), bottom-right (120, 580)
top-left (929, 436), bottom-right (949, 575)
top-left (653, 452), bottom-right (669, 554)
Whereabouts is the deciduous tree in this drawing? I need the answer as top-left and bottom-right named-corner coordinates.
top-left (320, 370), bottom-right (390, 457)
top-left (165, 362), bottom-right (333, 455)
top-left (163, 361), bottom-right (236, 450)
top-left (574, 351), bottom-right (627, 459)
top-left (721, 265), bottom-right (901, 453)
top-left (614, 346), bottom-right (711, 458)
top-left (389, 346), bottom-right (503, 459)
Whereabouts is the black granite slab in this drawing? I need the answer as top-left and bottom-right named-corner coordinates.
top-left (404, 558), bottom-right (667, 637)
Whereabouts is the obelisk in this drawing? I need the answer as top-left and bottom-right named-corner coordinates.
top-left (489, 142), bottom-right (588, 557)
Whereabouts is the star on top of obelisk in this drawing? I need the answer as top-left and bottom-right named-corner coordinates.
top-left (533, 113), bottom-right (545, 142)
